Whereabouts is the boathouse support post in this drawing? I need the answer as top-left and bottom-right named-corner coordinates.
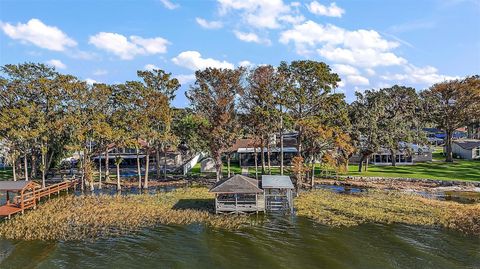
top-left (235, 194), bottom-right (238, 213)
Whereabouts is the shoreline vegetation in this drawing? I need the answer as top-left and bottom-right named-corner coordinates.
top-left (0, 186), bottom-right (478, 241)
top-left (295, 189), bottom-right (480, 236)
top-left (0, 187), bottom-right (249, 241)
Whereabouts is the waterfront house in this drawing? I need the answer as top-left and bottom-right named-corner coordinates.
top-left (451, 140), bottom-right (480, 160)
top-left (350, 143), bottom-right (433, 166)
top-left (227, 132), bottom-right (299, 167)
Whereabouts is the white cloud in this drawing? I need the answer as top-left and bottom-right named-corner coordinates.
top-left (89, 32), bottom-right (169, 60)
top-left (159, 0), bottom-right (179, 9)
top-left (238, 60), bottom-right (254, 67)
top-left (307, 1), bottom-right (345, 17)
top-left (172, 51), bottom-right (234, 71)
top-left (218, 0), bottom-right (291, 29)
top-left (290, 2), bottom-right (301, 7)
top-left (332, 64), bottom-right (359, 76)
top-left (45, 59), bottom-right (66, 69)
top-left (280, 20), bottom-right (407, 68)
top-left (318, 45), bottom-right (407, 68)
top-left (347, 75), bottom-right (370, 85)
top-left (381, 64), bottom-right (457, 85)
top-left (175, 74), bottom-right (196, 85)
top-left (279, 14), bottom-right (305, 24)
top-left (1, 18), bottom-right (77, 51)
top-left (233, 31), bottom-right (271, 45)
top-left (130, 36), bottom-right (169, 54)
top-left (85, 78), bottom-right (97, 85)
top-left (365, 68), bottom-right (376, 76)
top-left (93, 69), bottom-right (108, 76)
top-left (144, 64), bottom-right (159, 71)
top-left (196, 17), bottom-right (223, 29)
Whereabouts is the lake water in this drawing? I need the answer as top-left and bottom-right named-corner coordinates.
top-left (0, 185), bottom-right (479, 269)
top-left (0, 215), bottom-right (478, 269)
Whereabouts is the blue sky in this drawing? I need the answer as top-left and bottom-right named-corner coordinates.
top-left (1, 0), bottom-right (479, 107)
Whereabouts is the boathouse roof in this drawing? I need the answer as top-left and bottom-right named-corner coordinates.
top-left (210, 175), bottom-right (263, 194)
top-left (261, 175), bottom-right (294, 189)
top-left (0, 181), bottom-right (40, 191)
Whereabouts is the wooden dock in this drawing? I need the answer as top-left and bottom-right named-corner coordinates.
top-left (0, 180), bottom-right (77, 219)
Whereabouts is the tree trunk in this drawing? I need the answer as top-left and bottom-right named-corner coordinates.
top-left (358, 154), bottom-right (365, 172)
top-left (105, 150), bottom-right (110, 181)
top-left (215, 153), bottom-right (222, 182)
top-left (227, 153), bottom-right (231, 177)
top-left (24, 154), bottom-right (28, 181)
top-left (79, 152), bottom-right (84, 192)
top-left (31, 154), bottom-right (36, 179)
top-left (136, 146), bottom-right (142, 189)
top-left (98, 154), bottom-right (102, 189)
top-left (280, 108), bottom-right (284, 175)
top-left (41, 151), bottom-right (46, 188)
top-left (267, 142), bottom-right (271, 175)
top-left (144, 152), bottom-right (150, 188)
top-left (365, 156), bottom-right (369, 171)
top-left (260, 138), bottom-right (265, 174)
top-left (116, 162), bottom-right (121, 191)
top-left (254, 146), bottom-right (258, 180)
top-left (12, 157), bottom-right (17, 181)
top-left (390, 149), bottom-right (397, 167)
top-left (156, 146), bottom-right (161, 180)
top-left (445, 129), bottom-right (453, 162)
top-left (311, 160), bottom-right (315, 188)
top-left (163, 149), bottom-right (167, 180)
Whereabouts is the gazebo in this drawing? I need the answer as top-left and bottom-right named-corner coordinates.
top-left (210, 175), bottom-right (265, 214)
top-left (261, 175), bottom-right (294, 212)
top-left (0, 181), bottom-right (40, 219)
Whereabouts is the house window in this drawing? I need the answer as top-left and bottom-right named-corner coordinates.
top-left (475, 147), bottom-right (480, 158)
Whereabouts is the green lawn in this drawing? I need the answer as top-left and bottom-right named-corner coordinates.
top-left (0, 167), bottom-right (13, 180)
top-left (345, 161), bottom-right (479, 181)
top-left (189, 155), bottom-right (480, 182)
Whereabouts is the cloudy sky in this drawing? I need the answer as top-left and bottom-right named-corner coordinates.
top-left (1, 0), bottom-right (479, 107)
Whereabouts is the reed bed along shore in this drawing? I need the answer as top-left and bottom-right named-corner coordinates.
top-left (295, 190), bottom-right (480, 236)
top-left (0, 187), bottom-right (248, 241)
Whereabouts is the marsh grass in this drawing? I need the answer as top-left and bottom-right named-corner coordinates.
top-left (295, 190), bottom-right (480, 236)
top-left (0, 187), bottom-right (249, 241)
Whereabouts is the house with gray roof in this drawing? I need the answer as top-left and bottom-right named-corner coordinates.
top-left (452, 140), bottom-right (480, 160)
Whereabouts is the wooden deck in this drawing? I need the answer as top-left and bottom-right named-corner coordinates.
top-left (0, 180), bottom-right (77, 219)
top-left (0, 205), bottom-right (23, 219)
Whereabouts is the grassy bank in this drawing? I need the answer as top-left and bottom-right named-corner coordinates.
top-left (344, 160), bottom-right (479, 181)
top-left (295, 190), bottom-right (480, 236)
top-left (0, 187), bottom-right (249, 241)
top-left (0, 167), bottom-right (13, 180)
top-left (189, 159), bottom-right (479, 182)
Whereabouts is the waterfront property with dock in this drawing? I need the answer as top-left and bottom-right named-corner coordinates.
top-left (0, 180), bottom-right (77, 219)
top-left (210, 174), bottom-right (294, 214)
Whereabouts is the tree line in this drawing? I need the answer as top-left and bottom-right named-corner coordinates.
top-left (0, 62), bottom-right (479, 189)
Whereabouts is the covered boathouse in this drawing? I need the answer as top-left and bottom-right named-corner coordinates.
top-left (210, 174), bottom-right (295, 214)
top-left (261, 175), bottom-right (294, 212)
top-left (210, 175), bottom-right (265, 214)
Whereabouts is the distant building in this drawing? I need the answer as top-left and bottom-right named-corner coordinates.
top-left (350, 143), bottom-right (433, 166)
top-left (423, 127), bottom-right (467, 145)
top-left (451, 140), bottom-right (480, 160)
top-left (227, 132), bottom-right (298, 167)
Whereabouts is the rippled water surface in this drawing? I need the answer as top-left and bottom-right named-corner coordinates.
top-left (0, 216), bottom-right (478, 269)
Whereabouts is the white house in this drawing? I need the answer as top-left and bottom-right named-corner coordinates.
top-left (451, 140), bottom-right (480, 160)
